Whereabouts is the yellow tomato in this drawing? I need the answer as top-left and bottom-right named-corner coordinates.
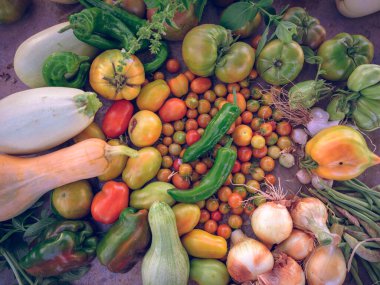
top-left (232, 125), bottom-right (253, 146)
top-left (89, 50), bottom-right (145, 100)
top-left (128, 110), bottom-right (162, 147)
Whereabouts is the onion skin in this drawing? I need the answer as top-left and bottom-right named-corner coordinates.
top-left (276, 229), bottom-right (315, 261)
top-left (227, 230), bottom-right (274, 282)
top-left (305, 244), bottom-right (346, 285)
top-left (251, 202), bottom-right (293, 246)
top-left (258, 254), bottom-right (305, 285)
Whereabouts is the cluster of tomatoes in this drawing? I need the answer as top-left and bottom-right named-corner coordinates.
top-left (149, 56), bottom-right (293, 241)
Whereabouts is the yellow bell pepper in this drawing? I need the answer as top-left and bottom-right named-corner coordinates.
top-left (181, 229), bottom-right (227, 259)
top-left (304, 125), bottom-right (380, 180)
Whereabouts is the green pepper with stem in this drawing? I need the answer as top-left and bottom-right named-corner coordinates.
top-left (168, 138), bottom-right (237, 203)
top-left (65, 7), bottom-right (136, 50)
top-left (182, 93), bottom-right (241, 163)
top-left (20, 220), bottom-right (97, 277)
top-left (42, 52), bottom-right (90, 88)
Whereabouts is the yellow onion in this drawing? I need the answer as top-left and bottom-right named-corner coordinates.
top-left (227, 230), bottom-right (274, 283)
top-left (305, 243), bottom-right (346, 285)
top-left (276, 229), bottom-right (315, 261)
top-left (251, 202), bottom-right (293, 246)
top-left (258, 253), bottom-right (305, 285)
top-left (290, 197), bottom-right (334, 245)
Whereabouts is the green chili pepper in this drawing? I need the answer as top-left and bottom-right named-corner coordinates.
top-left (42, 51), bottom-right (90, 88)
top-left (66, 7), bottom-right (136, 50)
top-left (168, 139), bottom-right (237, 203)
top-left (182, 99), bottom-right (241, 163)
top-left (141, 41), bottom-right (169, 73)
top-left (20, 220), bottom-right (97, 277)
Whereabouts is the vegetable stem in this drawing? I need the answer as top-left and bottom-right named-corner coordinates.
top-left (106, 145), bottom-right (138, 158)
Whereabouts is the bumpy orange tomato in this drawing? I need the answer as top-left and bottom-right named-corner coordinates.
top-left (90, 50), bottom-right (145, 100)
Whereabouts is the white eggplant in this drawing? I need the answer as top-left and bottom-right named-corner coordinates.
top-left (14, 22), bottom-right (98, 88)
top-left (336, 0), bottom-right (380, 18)
top-left (0, 87), bottom-right (102, 154)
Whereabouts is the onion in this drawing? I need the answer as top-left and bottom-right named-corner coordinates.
top-left (291, 197), bottom-right (334, 245)
top-left (251, 202), bottom-right (293, 246)
top-left (227, 230), bottom-right (274, 283)
top-left (291, 128), bottom-right (308, 145)
top-left (311, 174), bottom-right (333, 190)
top-left (305, 244), bottom-right (346, 285)
top-left (279, 153), bottom-right (295, 168)
top-left (296, 169), bottom-right (312, 185)
top-left (275, 229), bottom-right (315, 261)
top-left (258, 253), bottom-right (305, 285)
top-left (306, 107), bottom-right (340, 137)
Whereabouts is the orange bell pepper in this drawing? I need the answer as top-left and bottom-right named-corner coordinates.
top-left (304, 125), bottom-right (380, 180)
top-left (181, 229), bottom-right (227, 258)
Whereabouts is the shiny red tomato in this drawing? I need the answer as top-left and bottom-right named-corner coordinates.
top-left (172, 173), bottom-right (190, 189)
top-left (102, 100), bottom-right (134, 138)
top-left (186, 130), bottom-right (201, 145)
top-left (238, 146), bottom-right (252, 162)
top-left (159, 98), bottom-right (187, 123)
top-left (253, 146), bottom-right (268, 158)
top-left (276, 121), bottom-right (292, 136)
top-left (173, 158), bottom-right (182, 171)
top-left (191, 77), bottom-right (212, 94)
top-left (211, 210), bottom-right (223, 222)
top-left (232, 160), bottom-right (241, 173)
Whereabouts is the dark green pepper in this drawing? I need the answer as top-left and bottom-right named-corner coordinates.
top-left (141, 41), bottom-right (169, 73)
top-left (182, 101), bottom-right (240, 163)
top-left (282, 7), bottom-right (326, 49)
top-left (97, 208), bottom-right (151, 273)
top-left (317, 33), bottom-right (374, 81)
top-left (168, 139), bottom-right (237, 203)
top-left (66, 7), bottom-right (136, 50)
top-left (42, 52), bottom-right (90, 88)
top-left (20, 221), bottom-right (97, 277)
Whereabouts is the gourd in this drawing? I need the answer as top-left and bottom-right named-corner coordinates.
top-left (0, 138), bottom-right (138, 222)
top-left (14, 22), bottom-right (97, 88)
top-left (336, 0), bottom-right (380, 18)
top-left (0, 87), bottom-right (102, 154)
top-left (142, 201), bottom-right (190, 285)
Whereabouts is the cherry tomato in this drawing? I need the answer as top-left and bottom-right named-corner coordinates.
top-left (232, 160), bottom-right (241, 173)
top-left (272, 109), bottom-right (283, 121)
top-left (162, 123), bottom-right (174, 136)
top-left (259, 122), bottom-right (273, 137)
top-left (156, 144), bottom-right (168, 156)
top-left (168, 73), bottom-right (188, 97)
top-left (211, 211), bottom-right (223, 222)
top-left (232, 173), bottom-right (246, 185)
top-left (241, 162), bottom-right (252, 175)
top-left (162, 156), bottom-right (173, 168)
top-left (246, 99), bottom-right (260, 113)
top-left (268, 145), bottom-right (281, 159)
top-left (228, 193), bottom-right (243, 209)
top-left (251, 135), bottom-right (266, 149)
top-left (251, 117), bottom-right (264, 131)
top-left (276, 121), bottom-right (292, 136)
top-left (191, 77), bottom-right (212, 94)
top-left (204, 90), bottom-right (216, 102)
top-left (227, 83), bottom-right (240, 93)
top-left (277, 136), bottom-right (293, 150)
top-left (249, 69), bottom-right (258, 80)
top-left (199, 209), bottom-right (210, 223)
top-left (239, 79), bottom-right (249, 88)
top-left (202, 157), bottom-right (213, 168)
top-left (214, 83), bottom-right (227, 97)
top-left (210, 107), bottom-right (219, 117)
top-left (219, 203), bottom-right (231, 215)
top-left (228, 215), bottom-right (243, 229)
top-left (253, 146), bottom-right (268, 158)
top-left (244, 202), bottom-right (256, 216)
top-left (237, 146), bottom-right (252, 162)
top-left (196, 200), bottom-right (206, 209)
top-left (233, 186), bottom-right (247, 199)
top-left (173, 158), bottom-right (182, 171)
top-left (260, 156), bottom-right (275, 172)
top-left (265, 173), bottom-right (277, 185)
top-left (173, 131), bottom-right (186, 144)
top-left (184, 130), bottom-right (199, 146)
top-left (179, 163), bottom-right (193, 177)
top-left (217, 224), bottom-right (232, 239)
top-left (197, 114), bottom-right (211, 128)
top-left (102, 100), bottom-right (134, 138)
top-left (206, 198), bottom-right (219, 212)
top-left (240, 87), bottom-right (250, 99)
top-left (174, 120), bottom-right (185, 131)
top-left (163, 136), bottom-right (173, 146)
top-left (187, 109), bottom-right (198, 119)
top-left (218, 186), bottom-right (232, 202)
top-left (251, 86), bottom-right (263, 99)
top-left (204, 219), bottom-right (218, 234)
top-left (265, 132), bottom-right (278, 146)
top-left (227, 92), bottom-right (246, 112)
top-left (231, 206), bottom-right (244, 215)
top-left (224, 173), bottom-right (233, 186)
top-left (246, 179), bottom-right (260, 194)
top-left (185, 119), bottom-right (198, 131)
top-left (169, 143), bottom-right (182, 156)
top-left (166, 58), bottom-right (181, 73)
top-left (153, 71), bottom-right (165, 80)
top-left (198, 99), bottom-right (211, 114)
top-left (195, 161), bottom-right (208, 175)
top-left (172, 173), bottom-right (190, 189)
top-left (241, 111), bottom-right (253, 124)
top-left (226, 122), bottom-right (236, 135)
top-left (185, 96), bottom-right (199, 109)
top-left (235, 116), bottom-right (242, 126)
top-left (252, 167), bottom-right (265, 181)
top-left (159, 98), bottom-right (187, 123)
top-left (233, 125), bottom-right (253, 146)
top-left (261, 92), bottom-right (273, 106)
top-left (184, 70), bottom-right (195, 81)
top-left (157, 169), bottom-right (172, 182)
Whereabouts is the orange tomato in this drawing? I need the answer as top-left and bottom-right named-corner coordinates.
top-left (159, 98), bottom-right (187, 123)
top-left (190, 77), bottom-right (212, 94)
top-left (227, 92), bottom-right (246, 112)
top-left (232, 125), bottom-right (253, 146)
top-left (168, 73), bottom-right (189, 97)
top-left (128, 110), bottom-right (162, 147)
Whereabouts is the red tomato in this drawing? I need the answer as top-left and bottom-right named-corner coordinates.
top-left (173, 158), bottom-right (182, 171)
top-left (211, 211), bottom-right (223, 222)
top-left (259, 122), bottom-right (273, 137)
top-left (102, 100), bottom-right (134, 138)
top-left (166, 58), bottom-right (181, 73)
top-left (228, 193), bottom-right (243, 209)
top-left (91, 181), bottom-right (129, 224)
top-left (190, 77), bottom-right (212, 94)
top-left (186, 130), bottom-right (201, 145)
top-left (232, 160), bottom-right (241, 173)
top-left (159, 98), bottom-right (187, 123)
top-left (276, 121), bottom-right (292, 136)
top-left (204, 219), bottom-right (218, 234)
top-left (199, 209), bottom-right (210, 223)
top-left (217, 224), bottom-right (232, 239)
top-left (167, 74), bottom-right (188, 97)
top-left (253, 146), bottom-right (268, 158)
top-left (227, 92), bottom-right (247, 112)
top-left (238, 146), bottom-right (252, 162)
top-left (172, 173), bottom-right (190, 189)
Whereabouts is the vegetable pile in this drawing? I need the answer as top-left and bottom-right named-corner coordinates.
top-left (0, 0), bottom-right (380, 284)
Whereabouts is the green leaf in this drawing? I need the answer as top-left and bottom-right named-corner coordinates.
top-left (58, 266), bottom-right (90, 282)
top-left (275, 20), bottom-right (297, 43)
top-left (194, 0), bottom-right (207, 20)
top-left (302, 46), bottom-right (323, 65)
top-left (23, 217), bottom-right (56, 240)
top-left (0, 229), bottom-right (20, 244)
top-left (220, 2), bottom-right (258, 30)
top-left (260, 6), bottom-right (276, 25)
top-left (279, 4), bottom-right (290, 15)
top-left (256, 23), bottom-right (270, 57)
top-left (256, 0), bottom-right (273, 8)
top-left (182, 0), bottom-right (191, 10)
top-left (144, 0), bottom-right (161, 9)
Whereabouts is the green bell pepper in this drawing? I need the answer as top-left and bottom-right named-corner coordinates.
top-left (256, 39), bottom-right (304, 86)
top-left (189, 258), bottom-right (230, 285)
top-left (20, 221), bottom-right (97, 277)
top-left (282, 7), bottom-right (326, 49)
top-left (42, 52), bottom-right (90, 88)
top-left (317, 33), bottom-right (374, 81)
top-left (97, 208), bottom-right (151, 273)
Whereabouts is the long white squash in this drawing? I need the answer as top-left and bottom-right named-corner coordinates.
top-left (336, 0), bottom-right (380, 18)
top-left (14, 22), bottom-right (98, 88)
top-left (0, 87), bottom-right (102, 154)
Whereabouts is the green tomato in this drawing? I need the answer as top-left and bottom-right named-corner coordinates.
top-left (51, 180), bottom-right (93, 219)
top-left (182, 24), bottom-right (255, 83)
top-left (317, 33), bottom-right (374, 81)
top-left (256, 39), bottom-right (304, 85)
top-left (190, 258), bottom-right (229, 285)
